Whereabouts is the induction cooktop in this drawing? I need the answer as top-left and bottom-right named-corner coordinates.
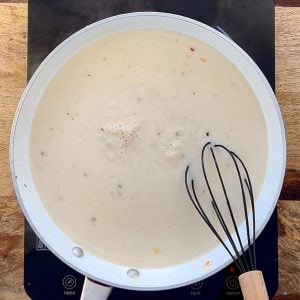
top-left (25, 1), bottom-right (278, 299)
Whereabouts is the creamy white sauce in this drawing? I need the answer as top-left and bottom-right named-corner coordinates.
top-left (30, 29), bottom-right (267, 268)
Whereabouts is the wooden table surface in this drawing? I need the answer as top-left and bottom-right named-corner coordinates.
top-left (0, 2), bottom-right (299, 299)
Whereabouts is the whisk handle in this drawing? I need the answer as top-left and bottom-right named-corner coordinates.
top-left (238, 271), bottom-right (269, 300)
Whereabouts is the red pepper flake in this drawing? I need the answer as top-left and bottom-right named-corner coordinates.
top-left (190, 47), bottom-right (195, 52)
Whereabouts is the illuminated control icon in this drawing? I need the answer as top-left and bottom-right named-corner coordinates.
top-left (62, 275), bottom-right (77, 290)
top-left (191, 281), bottom-right (203, 290)
top-left (226, 275), bottom-right (239, 291)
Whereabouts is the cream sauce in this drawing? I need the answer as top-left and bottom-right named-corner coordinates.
top-left (30, 29), bottom-right (267, 268)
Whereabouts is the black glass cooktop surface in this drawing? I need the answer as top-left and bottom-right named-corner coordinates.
top-left (25, 1), bottom-right (277, 299)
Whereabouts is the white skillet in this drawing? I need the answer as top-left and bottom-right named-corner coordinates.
top-left (10, 12), bottom-right (286, 299)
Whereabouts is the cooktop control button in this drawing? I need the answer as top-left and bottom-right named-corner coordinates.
top-left (191, 281), bottom-right (203, 290)
top-left (226, 275), bottom-right (239, 291)
top-left (62, 275), bottom-right (77, 290)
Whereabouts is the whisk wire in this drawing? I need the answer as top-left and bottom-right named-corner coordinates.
top-left (229, 153), bottom-right (254, 270)
top-left (244, 179), bottom-right (256, 269)
top-left (231, 151), bottom-right (257, 270)
top-left (185, 166), bottom-right (245, 273)
top-left (201, 143), bottom-right (247, 272)
top-left (185, 142), bottom-right (257, 274)
top-left (209, 145), bottom-right (251, 271)
top-left (215, 144), bottom-right (255, 270)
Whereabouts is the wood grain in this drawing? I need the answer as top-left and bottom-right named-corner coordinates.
top-left (0, 3), bottom-right (27, 198)
top-left (275, 7), bottom-right (300, 171)
top-left (0, 3), bottom-right (299, 300)
top-left (275, 0), bottom-right (300, 6)
top-left (1, 1), bottom-right (300, 7)
top-left (275, 296), bottom-right (300, 300)
top-left (0, 3), bottom-right (27, 300)
top-left (277, 201), bottom-right (300, 296)
top-left (0, 0), bottom-right (27, 3)
top-left (280, 169), bottom-right (300, 200)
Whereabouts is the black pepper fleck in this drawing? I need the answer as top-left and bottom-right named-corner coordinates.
top-left (88, 74), bottom-right (91, 77)
top-left (190, 47), bottom-right (195, 52)
top-left (206, 132), bottom-right (210, 137)
top-left (91, 217), bottom-right (96, 222)
top-left (66, 112), bottom-right (70, 115)
top-left (118, 184), bottom-right (122, 189)
top-left (24, 184), bottom-right (27, 188)
top-left (83, 172), bottom-right (88, 177)
top-left (40, 151), bottom-right (45, 156)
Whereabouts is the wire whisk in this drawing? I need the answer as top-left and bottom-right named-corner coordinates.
top-left (185, 141), bottom-right (269, 300)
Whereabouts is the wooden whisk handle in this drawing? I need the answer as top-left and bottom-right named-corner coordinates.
top-left (238, 271), bottom-right (269, 300)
